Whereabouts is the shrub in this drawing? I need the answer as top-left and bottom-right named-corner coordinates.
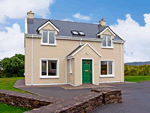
top-left (1, 54), bottom-right (24, 77)
top-left (124, 64), bottom-right (150, 76)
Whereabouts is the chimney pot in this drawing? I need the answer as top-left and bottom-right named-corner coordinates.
top-left (27, 11), bottom-right (34, 19)
top-left (99, 18), bottom-right (106, 26)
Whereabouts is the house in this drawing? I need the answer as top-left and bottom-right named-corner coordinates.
top-left (25, 11), bottom-right (125, 86)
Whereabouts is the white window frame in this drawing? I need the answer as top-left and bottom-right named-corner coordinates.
top-left (40, 58), bottom-right (59, 78)
top-left (100, 60), bottom-right (115, 77)
top-left (41, 30), bottom-right (56, 46)
top-left (102, 35), bottom-right (113, 48)
top-left (70, 59), bottom-right (72, 73)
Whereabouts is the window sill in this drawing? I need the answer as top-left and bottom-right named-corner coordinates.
top-left (101, 46), bottom-right (114, 49)
top-left (100, 75), bottom-right (114, 78)
top-left (41, 43), bottom-right (57, 46)
top-left (40, 76), bottom-right (59, 78)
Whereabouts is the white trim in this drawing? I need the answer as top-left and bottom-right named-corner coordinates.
top-left (41, 30), bottom-right (56, 46)
top-left (66, 58), bottom-right (67, 84)
top-left (25, 34), bottom-right (41, 38)
top-left (31, 35), bottom-right (33, 85)
top-left (38, 21), bottom-right (59, 32)
top-left (69, 59), bottom-right (72, 73)
top-left (100, 75), bottom-right (114, 77)
top-left (97, 27), bottom-right (116, 37)
top-left (26, 83), bottom-right (66, 86)
top-left (81, 58), bottom-right (94, 85)
top-left (71, 43), bottom-right (102, 57)
top-left (40, 58), bottom-right (59, 78)
top-left (99, 81), bottom-right (121, 83)
top-left (25, 34), bottom-right (125, 44)
top-left (100, 60), bottom-right (115, 78)
top-left (108, 27), bottom-right (126, 42)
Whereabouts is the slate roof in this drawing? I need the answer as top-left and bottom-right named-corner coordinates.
top-left (67, 45), bottom-right (83, 57)
top-left (27, 18), bottom-right (124, 41)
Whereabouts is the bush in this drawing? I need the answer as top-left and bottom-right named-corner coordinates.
top-left (1, 54), bottom-right (24, 77)
top-left (124, 64), bottom-right (150, 76)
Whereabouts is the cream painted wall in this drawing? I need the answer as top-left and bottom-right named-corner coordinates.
top-left (74, 45), bottom-right (101, 85)
top-left (100, 29), bottom-right (114, 39)
top-left (39, 24), bottom-right (58, 35)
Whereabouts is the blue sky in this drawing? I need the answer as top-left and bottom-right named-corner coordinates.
top-left (0, 0), bottom-right (150, 63)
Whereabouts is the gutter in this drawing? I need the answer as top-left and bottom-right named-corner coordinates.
top-left (31, 35), bottom-right (33, 85)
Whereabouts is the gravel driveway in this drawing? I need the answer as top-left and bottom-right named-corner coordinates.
top-left (92, 82), bottom-right (150, 113)
top-left (18, 81), bottom-right (150, 113)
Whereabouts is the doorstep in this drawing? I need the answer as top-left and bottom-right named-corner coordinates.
top-left (60, 84), bottom-right (114, 90)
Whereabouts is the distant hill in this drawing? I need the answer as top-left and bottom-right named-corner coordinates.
top-left (125, 61), bottom-right (150, 66)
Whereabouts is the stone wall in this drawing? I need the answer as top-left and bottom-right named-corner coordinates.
top-left (91, 88), bottom-right (122, 104)
top-left (24, 92), bottom-right (103, 113)
top-left (0, 90), bottom-right (64, 109)
top-left (0, 88), bottom-right (122, 113)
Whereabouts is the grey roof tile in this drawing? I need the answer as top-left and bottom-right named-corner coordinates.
top-left (67, 45), bottom-right (83, 57)
top-left (27, 18), bottom-right (124, 41)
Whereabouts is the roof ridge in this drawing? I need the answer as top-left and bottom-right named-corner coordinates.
top-left (33, 18), bottom-right (100, 25)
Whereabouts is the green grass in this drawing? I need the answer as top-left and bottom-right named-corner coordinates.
top-left (125, 76), bottom-right (150, 83)
top-left (0, 103), bottom-right (30, 113)
top-left (0, 77), bottom-right (33, 94)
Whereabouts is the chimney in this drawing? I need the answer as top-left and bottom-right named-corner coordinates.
top-left (99, 18), bottom-right (106, 26)
top-left (27, 11), bottom-right (34, 19)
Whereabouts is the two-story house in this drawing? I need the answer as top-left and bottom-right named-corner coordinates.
top-left (25, 11), bottom-right (125, 86)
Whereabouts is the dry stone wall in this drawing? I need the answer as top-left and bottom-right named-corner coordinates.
top-left (0, 88), bottom-right (122, 113)
top-left (0, 90), bottom-right (63, 109)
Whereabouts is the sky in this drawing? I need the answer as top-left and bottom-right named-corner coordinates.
top-left (0, 0), bottom-right (150, 63)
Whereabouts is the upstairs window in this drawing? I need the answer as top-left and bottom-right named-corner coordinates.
top-left (42, 30), bottom-right (56, 45)
top-left (102, 35), bottom-right (113, 47)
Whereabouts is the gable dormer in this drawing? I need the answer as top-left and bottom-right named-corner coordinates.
top-left (37, 20), bottom-right (59, 46)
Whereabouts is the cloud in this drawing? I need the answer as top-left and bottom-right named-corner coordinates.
top-left (110, 13), bottom-right (150, 63)
top-left (62, 18), bottom-right (74, 22)
top-left (0, 0), bottom-right (54, 23)
top-left (73, 13), bottom-right (91, 20)
top-left (0, 23), bottom-right (24, 59)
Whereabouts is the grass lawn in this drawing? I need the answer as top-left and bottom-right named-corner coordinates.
top-left (125, 76), bottom-right (150, 83)
top-left (0, 103), bottom-right (30, 113)
top-left (0, 77), bottom-right (33, 94)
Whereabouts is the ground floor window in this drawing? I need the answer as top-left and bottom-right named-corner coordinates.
top-left (100, 60), bottom-right (114, 77)
top-left (41, 59), bottom-right (59, 78)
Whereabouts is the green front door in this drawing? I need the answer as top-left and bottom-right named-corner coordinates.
top-left (82, 60), bottom-right (92, 84)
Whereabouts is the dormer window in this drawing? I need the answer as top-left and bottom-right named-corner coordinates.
top-left (41, 30), bottom-right (56, 45)
top-left (102, 35), bottom-right (113, 48)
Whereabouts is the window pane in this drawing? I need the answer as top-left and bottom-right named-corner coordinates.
top-left (42, 61), bottom-right (47, 76)
top-left (107, 36), bottom-right (111, 46)
top-left (101, 61), bottom-right (107, 75)
top-left (48, 60), bottom-right (57, 76)
top-left (102, 35), bottom-right (106, 46)
top-left (108, 61), bottom-right (113, 74)
top-left (43, 31), bottom-right (48, 43)
top-left (49, 31), bottom-right (55, 44)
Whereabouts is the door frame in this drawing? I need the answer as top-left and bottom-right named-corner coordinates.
top-left (81, 58), bottom-right (94, 85)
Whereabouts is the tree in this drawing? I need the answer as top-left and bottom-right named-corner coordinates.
top-left (1, 54), bottom-right (25, 77)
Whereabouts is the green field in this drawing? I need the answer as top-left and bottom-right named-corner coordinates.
top-left (125, 76), bottom-right (150, 83)
top-left (0, 103), bottom-right (30, 113)
top-left (0, 77), bottom-right (33, 94)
